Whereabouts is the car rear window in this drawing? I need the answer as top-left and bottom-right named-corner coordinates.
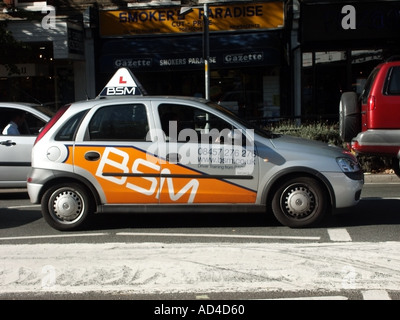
top-left (55, 110), bottom-right (87, 141)
top-left (361, 67), bottom-right (380, 104)
top-left (385, 66), bottom-right (400, 95)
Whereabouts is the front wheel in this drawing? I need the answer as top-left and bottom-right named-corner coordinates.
top-left (271, 176), bottom-right (328, 228)
top-left (41, 183), bottom-right (93, 231)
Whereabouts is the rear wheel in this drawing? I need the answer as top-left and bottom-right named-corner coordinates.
top-left (339, 92), bottom-right (361, 142)
top-left (41, 183), bottom-right (93, 231)
top-left (271, 176), bottom-right (328, 228)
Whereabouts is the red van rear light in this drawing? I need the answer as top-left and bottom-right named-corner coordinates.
top-left (34, 104), bottom-right (70, 145)
top-left (368, 95), bottom-right (376, 111)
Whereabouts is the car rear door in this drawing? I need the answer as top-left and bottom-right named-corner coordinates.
top-left (72, 101), bottom-right (161, 204)
top-left (378, 65), bottom-right (400, 128)
top-left (363, 65), bottom-right (400, 130)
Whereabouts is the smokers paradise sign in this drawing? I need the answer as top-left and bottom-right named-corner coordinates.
top-left (99, 2), bottom-right (284, 37)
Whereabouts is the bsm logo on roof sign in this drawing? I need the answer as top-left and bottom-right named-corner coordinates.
top-left (105, 86), bottom-right (136, 96)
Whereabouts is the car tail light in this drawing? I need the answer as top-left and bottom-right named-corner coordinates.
top-left (368, 95), bottom-right (376, 111)
top-left (34, 104), bottom-right (70, 145)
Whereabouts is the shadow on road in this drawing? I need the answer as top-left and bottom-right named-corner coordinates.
top-left (88, 198), bottom-right (400, 231)
top-left (88, 211), bottom-right (282, 231)
top-left (329, 198), bottom-right (400, 227)
top-left (0, 208), bottom-right (42, 229)
top-left (0, 190), bottom-right (42, 229)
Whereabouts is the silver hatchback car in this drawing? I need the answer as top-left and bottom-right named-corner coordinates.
top-left (0, 102), bottom-right (51, 188)
top-left (27, 68), bottom-right (364, 230)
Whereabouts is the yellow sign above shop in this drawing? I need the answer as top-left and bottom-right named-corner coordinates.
top-left (99, 2), bottom-right (284, 37)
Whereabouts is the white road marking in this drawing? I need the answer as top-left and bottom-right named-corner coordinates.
top-left (268, 296), bottom-right (348, 300)
top-left (0, 233), bottom-right (108, 241)
top-left (328, 228), bottom-right (352, 242)
top-left (362, 290), bottom-right (391, 300)
top-left (6, 205), bottom-right (41, 209)
top-left (0, 241), bottom-right (399, 295)
top-left (116, 232), bottom-right (321, 241)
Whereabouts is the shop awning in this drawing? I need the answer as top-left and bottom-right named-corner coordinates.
top-left (98, 32), bottom-right (282, 73)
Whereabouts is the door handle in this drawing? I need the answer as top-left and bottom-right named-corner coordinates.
top-left (0, 140), bottom-right (16, 146)
top-left (166, 153), bottom-right (181, 163)
top-left (84, 151), bottom-right (101, 161)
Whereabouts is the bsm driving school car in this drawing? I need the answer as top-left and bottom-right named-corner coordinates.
top-left (27, 68), bottom-right (364, 231)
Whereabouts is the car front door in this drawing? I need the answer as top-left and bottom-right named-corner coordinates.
top-left (154, 101), bottom-right (258, 205)
top-left (0, 107), bottom-right (48, 187)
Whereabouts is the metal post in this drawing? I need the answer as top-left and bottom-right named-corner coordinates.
top-left (203, 3), bottom-right (210, 100)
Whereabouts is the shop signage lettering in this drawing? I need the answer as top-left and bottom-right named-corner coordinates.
top-left (100, 2), bottom-right (284, 36)
top-left (118, 6), bottom-right (263, 23)
top-left (160, 57), bottom-right (216, 67)
top-left (119, 10), bottom-right (179, 23)
top-left (115, 58), bottom-right (152, 68)
top-left (224, 53), bottom-right (264, 64)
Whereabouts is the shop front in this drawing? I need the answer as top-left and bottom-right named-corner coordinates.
top-left (299, 0), bottom-right (400, 121)
top-left (0, 19), bottom-right (86, 111)
top-left (97, 1), bottom-right (285, 121)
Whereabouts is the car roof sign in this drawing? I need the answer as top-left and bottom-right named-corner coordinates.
top-left (97, 67), bottom-right (147, 98)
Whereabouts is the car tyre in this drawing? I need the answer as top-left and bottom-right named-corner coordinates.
top-left (339, 92), bottom-right (361, 142)
top-left (271, 176), bottom-right (328, 228)
top-left (41, 183), bottom-right (93, 231)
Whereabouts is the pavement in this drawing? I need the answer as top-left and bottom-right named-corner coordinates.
top-left (363, 173), bottom-right (399, 184)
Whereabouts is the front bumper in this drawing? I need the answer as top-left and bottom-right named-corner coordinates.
top-left (324, 172), bottom-right (364, 209)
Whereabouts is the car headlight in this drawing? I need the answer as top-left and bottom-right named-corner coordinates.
top-left (336, 157), bottom-right (363, 180)
top-left (337, 157), bottom-right (360, 172)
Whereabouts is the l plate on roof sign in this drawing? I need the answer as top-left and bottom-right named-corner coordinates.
top-left (98, 67), bottom-right (147, 97)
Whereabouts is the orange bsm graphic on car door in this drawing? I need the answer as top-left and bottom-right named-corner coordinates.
top-left (67, 145), bottom-right (257, 204)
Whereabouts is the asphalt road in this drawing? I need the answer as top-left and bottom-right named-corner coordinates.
top-left (0, 174), bottom-right (399, 302)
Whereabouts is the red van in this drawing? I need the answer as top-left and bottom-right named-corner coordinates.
top-left (340, 58), bottom-right (400, 174)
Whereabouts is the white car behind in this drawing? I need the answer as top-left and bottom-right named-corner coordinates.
top-left (0, 102), bottom-right (51, 188)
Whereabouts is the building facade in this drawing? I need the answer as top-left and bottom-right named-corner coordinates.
top-left (297, 0), bottom-right (400, 121)
top-left (1, 0), bottom-right (400, 123)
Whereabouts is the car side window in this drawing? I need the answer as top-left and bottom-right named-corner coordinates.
top-left (0, 107), bottom-right (46, 136)
top-left (385, 66), bottom-right (400, 95)
top-left (158, 103), bottom-right (235, 143)
top-left (88, 104), bottom-right (149, 141)
top-left (24, 112), bottom-right (48, 135)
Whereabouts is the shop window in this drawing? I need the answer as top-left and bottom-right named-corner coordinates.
top-left (302, 51), bottom-right (346, 120)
